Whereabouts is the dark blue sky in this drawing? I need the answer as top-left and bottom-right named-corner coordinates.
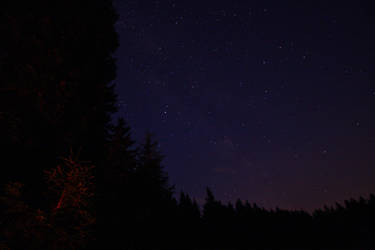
top-left (113, 0), bottom-right (375, 211)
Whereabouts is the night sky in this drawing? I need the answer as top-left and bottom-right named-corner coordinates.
top-left (113, 0), bottom-right (375, 211)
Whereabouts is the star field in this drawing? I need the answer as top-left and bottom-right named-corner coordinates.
top-left (114, 0), bottom-right (375, 211)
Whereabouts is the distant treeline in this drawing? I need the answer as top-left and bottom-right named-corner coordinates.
top-left (0, 0), bottom-right (374, 249)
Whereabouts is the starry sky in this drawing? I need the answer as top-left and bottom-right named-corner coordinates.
top-left (113, 0), bottom-right (375, 211)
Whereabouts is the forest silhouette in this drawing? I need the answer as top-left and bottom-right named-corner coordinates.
top-left (0, 0), bottom-right (374, 249)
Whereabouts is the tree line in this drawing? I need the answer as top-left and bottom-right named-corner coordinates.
top-left (0, 0), bottom-right (374, 249)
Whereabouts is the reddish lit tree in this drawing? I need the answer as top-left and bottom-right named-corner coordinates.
top-left (44, 151), bottom-right (95, 249)
top-left (45, 152), bottom-right (95, 210)
top-left (0, 151), bottom-right (96, 249)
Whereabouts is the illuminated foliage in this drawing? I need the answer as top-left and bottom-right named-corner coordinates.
top-left (44, 151), bottom-right (95, 249)
top-left (0, 152), bottom-right (95, 250)
top-left (45, 152), bottom-right (95, 210)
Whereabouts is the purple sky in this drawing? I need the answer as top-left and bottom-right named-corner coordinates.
top-left (113, 0), bottom-right (375, 211)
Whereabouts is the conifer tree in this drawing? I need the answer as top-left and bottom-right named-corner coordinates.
top-left (106, 118), bottom-right (137, 183)
top-left (179, 191), bottom-right (200, 219)
top-left (0, 0), bottom-right (118, 188)
top-left (136, 133), bottom-right (173, 203)
top-left (203, 187), bottom-right (223, 221)
top-left (100, 118), bottom-right (138, 248)
top-left (132, 133), bottom-right (176, 249)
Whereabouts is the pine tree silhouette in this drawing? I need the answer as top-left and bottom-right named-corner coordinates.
top-left (136, 133), bottom-right (174, 203)
top-left (131, 133), bottom-right (176, 249)
top-left (100, 118), bottom-right (137, 249)
top-left (177, 191), bottom-right (201, 249)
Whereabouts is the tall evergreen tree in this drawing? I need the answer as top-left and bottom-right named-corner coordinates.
top-left (132, 133), bottom-right (176, 249)
top-left (105, 118), bottom-right (137, 183)
top-left (203, 187), bottom-right (222, 221)
top-left (101, 118), bottom-right (137, 248)
top-left (136, 133), bottom-right (174, 203)
top-left (0, 0), bottom-right (118, 188)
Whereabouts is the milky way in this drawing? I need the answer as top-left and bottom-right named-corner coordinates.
top-left (114, 0), bottom-right (375, 211)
